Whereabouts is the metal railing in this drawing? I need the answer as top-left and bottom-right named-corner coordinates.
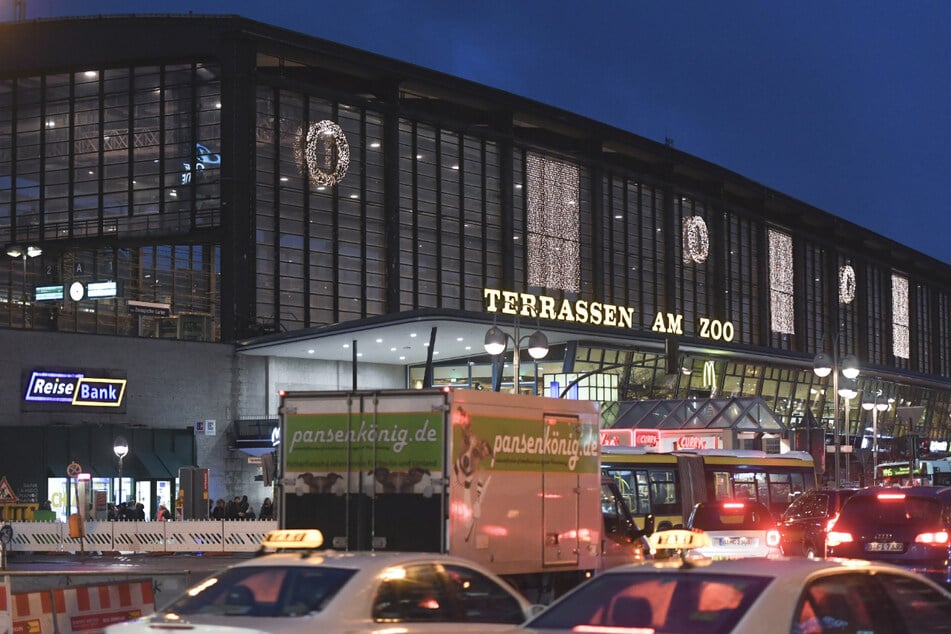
top-left (3, 520), bottom-right (278, 554)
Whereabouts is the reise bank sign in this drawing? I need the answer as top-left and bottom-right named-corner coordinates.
top-left (21, 368), bottom-right (128, 412)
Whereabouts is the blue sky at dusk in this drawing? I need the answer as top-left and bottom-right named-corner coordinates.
top-left (6, 1), bottom-right (951, 263)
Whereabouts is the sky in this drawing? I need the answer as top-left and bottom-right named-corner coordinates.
top-left (6, 1), bottom-right (951, 264)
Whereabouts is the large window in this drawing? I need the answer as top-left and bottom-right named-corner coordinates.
top-left (0, 64), bottom-right (222, 336)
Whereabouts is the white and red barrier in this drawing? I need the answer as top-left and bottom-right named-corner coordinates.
top-left (0, 579), bottom-right (153, 634)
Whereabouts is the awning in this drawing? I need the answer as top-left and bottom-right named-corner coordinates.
top-left (47, 464), bottom-right (70, 478)
top-left (157, 451), bottom-right (193, 478)
top-left (133, 453), bottom-right (172, 479)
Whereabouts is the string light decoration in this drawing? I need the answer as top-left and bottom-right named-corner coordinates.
top-left (296, 120), bottom-right (350, 187)
top-left (682, 216), bottom-right (709, 264)
top-left (839, 264), bottom-right (856, 304)
top-left (768, 228), bottom-right (795, 334)
top-left (526, 153), bottom-right (580, 292)
top-left (892, 273), bottom-right (909, 359)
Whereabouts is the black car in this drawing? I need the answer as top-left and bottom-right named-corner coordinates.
top-left (827, 486), bottom-right (951, 585)
top-left (780, 488), bottom-right (859, 558)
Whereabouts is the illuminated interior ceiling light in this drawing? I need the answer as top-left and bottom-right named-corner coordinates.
top-left (839, 264), bottom-right (856, 304)
top-left (296, 120), bottom-right (350, 187)
top-left (892, 273), bottom-right (909, 359)
top-left (526, 153), bottom-right (580, 292)
top-left (768, 228), bottom-right (795, 334)
top-left (682, 216), bottom-right (709, 264)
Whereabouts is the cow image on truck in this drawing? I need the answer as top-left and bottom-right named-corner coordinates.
top-left (277, 388), bottom-right (651, 600)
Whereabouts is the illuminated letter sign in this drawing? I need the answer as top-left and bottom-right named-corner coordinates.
top-left (651, 312), bottom-right (684, 335)
top-left (484, 288), bottom-right (635, 329)
top-left (73, 377), bottom-right (127, 407)
top-left (25, 371), bottom-right (81, 403)
top-left (24, 370), bottom-right (127, 407)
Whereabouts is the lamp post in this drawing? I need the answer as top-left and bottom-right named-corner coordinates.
top-left (6, 243), bottom-right (42, 323)
top-left (484, 320), bottom-right (549, 394)
top-left (862, 393), bottom-right (889, 484)
top-left (113, 436), bottom-right (129, 505)
top-left (813, 350), bottom-right (860, 489)
top-left (838, 378), bottom-right (858, 484)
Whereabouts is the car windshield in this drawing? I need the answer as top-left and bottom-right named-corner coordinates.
top-left (163, 565), bottom-right (357, 617)
top-left (840, 496), bottom-right (943, 525)
top-left (690, 503), bottom-right (775, 531)
top-left (525, 571), bottom-right (771, 634)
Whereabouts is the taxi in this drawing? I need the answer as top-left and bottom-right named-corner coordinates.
top-left (517, 530), bottom-right (951, 633)
top-left (105, 529), bottom-right (535, 634)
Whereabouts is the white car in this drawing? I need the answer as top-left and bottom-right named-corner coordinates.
top-left (106, 529), bottom-right (534, 634)
top-left (517, 531), bottom-right (951, 633)
top-left (686, 500), bottom-right (782, 559)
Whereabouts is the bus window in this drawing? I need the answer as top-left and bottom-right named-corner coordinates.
top-left (768, 474), bottom-right (796, 511)
top-left (712, 471), bottom-right (731, 500)
top-left (756, 472), bottom-right (768, 503)
top-left (732, 473), bottom-right (757, 501)
top-left (648, 469), bottom-right (679, 517)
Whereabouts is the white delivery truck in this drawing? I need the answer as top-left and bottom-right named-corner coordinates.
top-left (277, 388), bottom-right (650, 599)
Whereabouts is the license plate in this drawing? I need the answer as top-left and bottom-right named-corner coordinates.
top-left (866, 542), bottom-right (904, 552)
top-left (719, 537), bottom-right (752, 546)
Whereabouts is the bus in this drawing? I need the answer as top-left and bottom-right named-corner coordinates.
top-left (601, 447), bottom-right (817, 531)
top-left (875, 458), bottom-right (951, 486)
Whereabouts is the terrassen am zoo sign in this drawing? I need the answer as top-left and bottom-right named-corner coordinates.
top-left (22, 368), bottom-right (128, 412)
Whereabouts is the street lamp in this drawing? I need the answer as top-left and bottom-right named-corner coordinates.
top-left (113, 436), bottom-right (129, 505)
top-left (838, 378), bottom-right (858, 484)
top-left (5, 243), bottom-right (42, 323)
top-left (863, 394), bottom-right (890, 484)
top-left (484, 321), bottom-right (548, 394)
top-left (813, 350), bottom-right (859, 489)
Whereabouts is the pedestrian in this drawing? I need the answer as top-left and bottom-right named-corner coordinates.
top-left (238, 495), bottom-right (250, 519)
top-left (225, 496), bottom-right (239, 520)
top-left (156, 504), bottom-right (170, 521)
top-left (259, 497), bottom-right (274, 520)
top-left (133, 502), bottom-right (146, 521)
top-left (212, 498), bottom-right (226, 520)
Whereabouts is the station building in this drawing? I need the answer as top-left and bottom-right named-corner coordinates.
top-left (1, 14), bottom-right (949, 517)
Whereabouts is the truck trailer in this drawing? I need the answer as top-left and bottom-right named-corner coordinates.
top-left (277, 388), bottom-right (649, 599)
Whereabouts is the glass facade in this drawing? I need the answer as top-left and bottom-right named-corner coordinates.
top-left (2, 18), bottom-right (951, 451)
top-left (0, 63), bottom-right (222, 339)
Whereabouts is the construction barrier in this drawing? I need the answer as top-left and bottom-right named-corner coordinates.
top-left (0, 579), bottom-right (153, 634)
top-left (3, 519), bottom-right (277, 554)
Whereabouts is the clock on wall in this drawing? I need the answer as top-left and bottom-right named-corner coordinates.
top-left (69, 281), bottom-right (85, 301)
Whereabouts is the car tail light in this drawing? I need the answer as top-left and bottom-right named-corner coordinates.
top-left (826, 531), bottom-right (854, 547)
top-left (877, 492), bottom-right (906, 500)
top-left (915, 531), bottom-right (950, 545)
top-left (767, 529), bottom-right (781, 547)
top-left (825, 512), bottom-right (840, 532)
top-left (723, 502), bottom-right (744, 509)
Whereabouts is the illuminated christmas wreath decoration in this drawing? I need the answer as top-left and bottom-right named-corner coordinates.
top-left (839, 264), bottom-right (856, 304)
top-left (296, 120), bottom-right (350, 187)
top-left (682, 215), bottom-right (709, 264)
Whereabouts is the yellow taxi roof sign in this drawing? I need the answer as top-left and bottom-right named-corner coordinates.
top-left (262, 529), bottom-right (324, 550)
top-left (648, 529), bottom-right (711, 551)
